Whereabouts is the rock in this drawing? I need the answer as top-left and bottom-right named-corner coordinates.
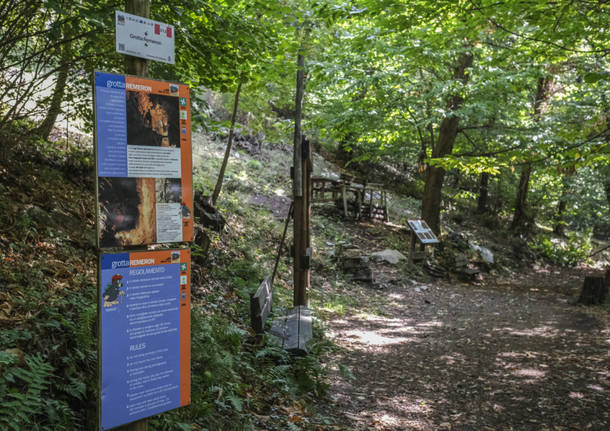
top-left (193, 225), bottom-right (211, 265)
top-left (446, 232), bottom-right (469, 251)
top-left (341, 249), bottom-right (374, 283)
top-left (454, 253), bottom-right (469, 268)
top-left (194, 190), bottom-right (226, 232)
top-left (370, 249), bottom-right (407, 264)
top-left (424, 260), bottom-right (447, 278)
top-left (469, 241), bottom-right (494, 264)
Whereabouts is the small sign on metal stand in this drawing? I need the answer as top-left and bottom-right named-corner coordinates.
top-left (407, 219), bottom-right (439, 263)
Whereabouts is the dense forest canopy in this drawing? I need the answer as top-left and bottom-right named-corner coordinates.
top-left (1, 1), bottom-right (609, 430)
top-left (0, 0), bottom-right (608, 234)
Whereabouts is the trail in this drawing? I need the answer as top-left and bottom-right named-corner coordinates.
top-left (317, 266), bottom-right (609, 430)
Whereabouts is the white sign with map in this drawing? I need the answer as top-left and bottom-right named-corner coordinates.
top-left (407, 219), bottom-right (439, 244)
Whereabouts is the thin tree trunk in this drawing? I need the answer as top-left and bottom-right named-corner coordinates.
top-left (511, 76), bottom-right (551, 231)
top-left (211, 81), bottom-right (242, 206)
top-left (477, 172), bottom-right (489, 213)
top-left (36, 39), bottom-right (71, 140)
top-left (421, 51), bottom-right (473, 234)
top-left (553, 197), bottom-right (567, 235)
top-left (511, 163), bottom-right (532, 230)
top-left (553, 167), bottom-right (576, 235)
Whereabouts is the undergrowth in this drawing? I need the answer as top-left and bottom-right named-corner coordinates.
top-left (0, 134), bottom-right (334, 430)
top-left (530, 231), bottom-right (593, 267)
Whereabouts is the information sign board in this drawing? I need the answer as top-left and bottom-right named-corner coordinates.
top-left (98, 249), bottom-right (190, 430)
top-left (407, 219), bottom-right (440, 244)
top-left (94, 71), bottom-right (193, 247)
top-left (116, 11), bottom-right (175, 64)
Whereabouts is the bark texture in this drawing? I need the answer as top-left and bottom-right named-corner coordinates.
top-left (211, 82), bottom-right (242, 205)
top-left (421, 51), bottom-right (473, 234)
top-left (511, 76), bottom-right (552, 230)
top-left (477, 172), bottom-right (489, 213)
top-left (36, 39), bottom-right (71, 140)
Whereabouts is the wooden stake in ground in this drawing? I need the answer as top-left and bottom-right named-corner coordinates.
top-left (120, 2), bottom-right (149, 430)
top-left (292, 52), bottom-right (309, 307)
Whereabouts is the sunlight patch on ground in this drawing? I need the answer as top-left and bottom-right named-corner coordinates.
top-left (376, 413), bottom-right (400, 427)
top-left (343, 329), bottom-right (418, 345)
top-left (512, 368), bottom-right (547, 379)
top-left (439, 353), bottom-right (466, 365)
top-left (587, 384), bottom-right (604, 392)
top-left (369, 396), bottom-right (433, 430)
top-left (498, 351), bottom-right (540, 359)
top-left (493, 325), bottom-right (559, 337)
top-left (416, 320), bottom-right (444, 328)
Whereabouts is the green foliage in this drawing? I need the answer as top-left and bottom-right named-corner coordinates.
top-left (0, 352), bottom-right (78, 431)
top-left (530, 232), bottom-right (593, 267)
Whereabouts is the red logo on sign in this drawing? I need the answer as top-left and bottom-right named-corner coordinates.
top-left (166, 27), bottom-right (172, 38)
top-left (154, 23), bottom-right (160, 35)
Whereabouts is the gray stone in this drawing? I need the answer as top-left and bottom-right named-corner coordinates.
top-left (469, 241), bottom-right (494, 264)
top-left (370, 249), bottom-right (407, 264)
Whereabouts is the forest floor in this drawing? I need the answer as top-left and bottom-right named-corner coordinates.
top-left (308, 218), bottom-right (609, 431)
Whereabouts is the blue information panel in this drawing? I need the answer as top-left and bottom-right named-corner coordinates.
top-left (99, 250), bottom-right (190, 430)
top-left (95, 73), bottom-right (128, 177)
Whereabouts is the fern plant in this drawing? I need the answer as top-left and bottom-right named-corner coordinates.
top-left (0, 352), bottom-right (76, 430)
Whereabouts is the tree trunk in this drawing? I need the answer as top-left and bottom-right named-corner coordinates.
top-left (421, 51), bottom-right (473, 234)
top-left (553, 198), bottom-right (567, 235)
top-left (577, 275), bottom-right (608, 305)
top-left (36, 38), bottom-right (71, 140)
top-left (511, 163), bottom-right (532, 230)
top-left (601, 165), bottom-right (610, 207)
top-left (211, 81), bottom-right (242, 205)
top-left (552, 174), bottom-right (570, 235)
top-left (477, 172), bottom-right (489, 213)
top-left (511, 76), bottom-right (551, 231)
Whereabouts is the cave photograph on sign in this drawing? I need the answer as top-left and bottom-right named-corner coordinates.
top-left (98, 177), bottom-right (156, 247)
top-left (126, 91), bottom-right (180, 148)
top-left (94, 72), bottom-right (194, 247)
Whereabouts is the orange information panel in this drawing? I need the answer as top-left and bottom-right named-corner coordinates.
top-left (94, 72), bottom-right (193, 247)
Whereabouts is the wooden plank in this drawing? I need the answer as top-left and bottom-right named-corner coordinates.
top-left (250, 276), bottom-right (272, 333)
top-left (341, 184), bottom-right (348, 217)
top-left (284, 306), bottom-right (312, 356)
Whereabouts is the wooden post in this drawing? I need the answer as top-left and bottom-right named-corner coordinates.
top-left (341, 183), bottom-right (348, 218)
top-left (293, 52), bottom-right (308, 307)
top-left (408, 231), bottom-right (416, 264)
top-left (124, 0), bottom-right (150, 77)
top-left (383, 191), bottom-right (389, 222)
top-left (120, 2), bottom-right (149, 430)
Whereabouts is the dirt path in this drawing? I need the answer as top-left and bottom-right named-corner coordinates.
top-left (317, 267), bottom-right (609, 430)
